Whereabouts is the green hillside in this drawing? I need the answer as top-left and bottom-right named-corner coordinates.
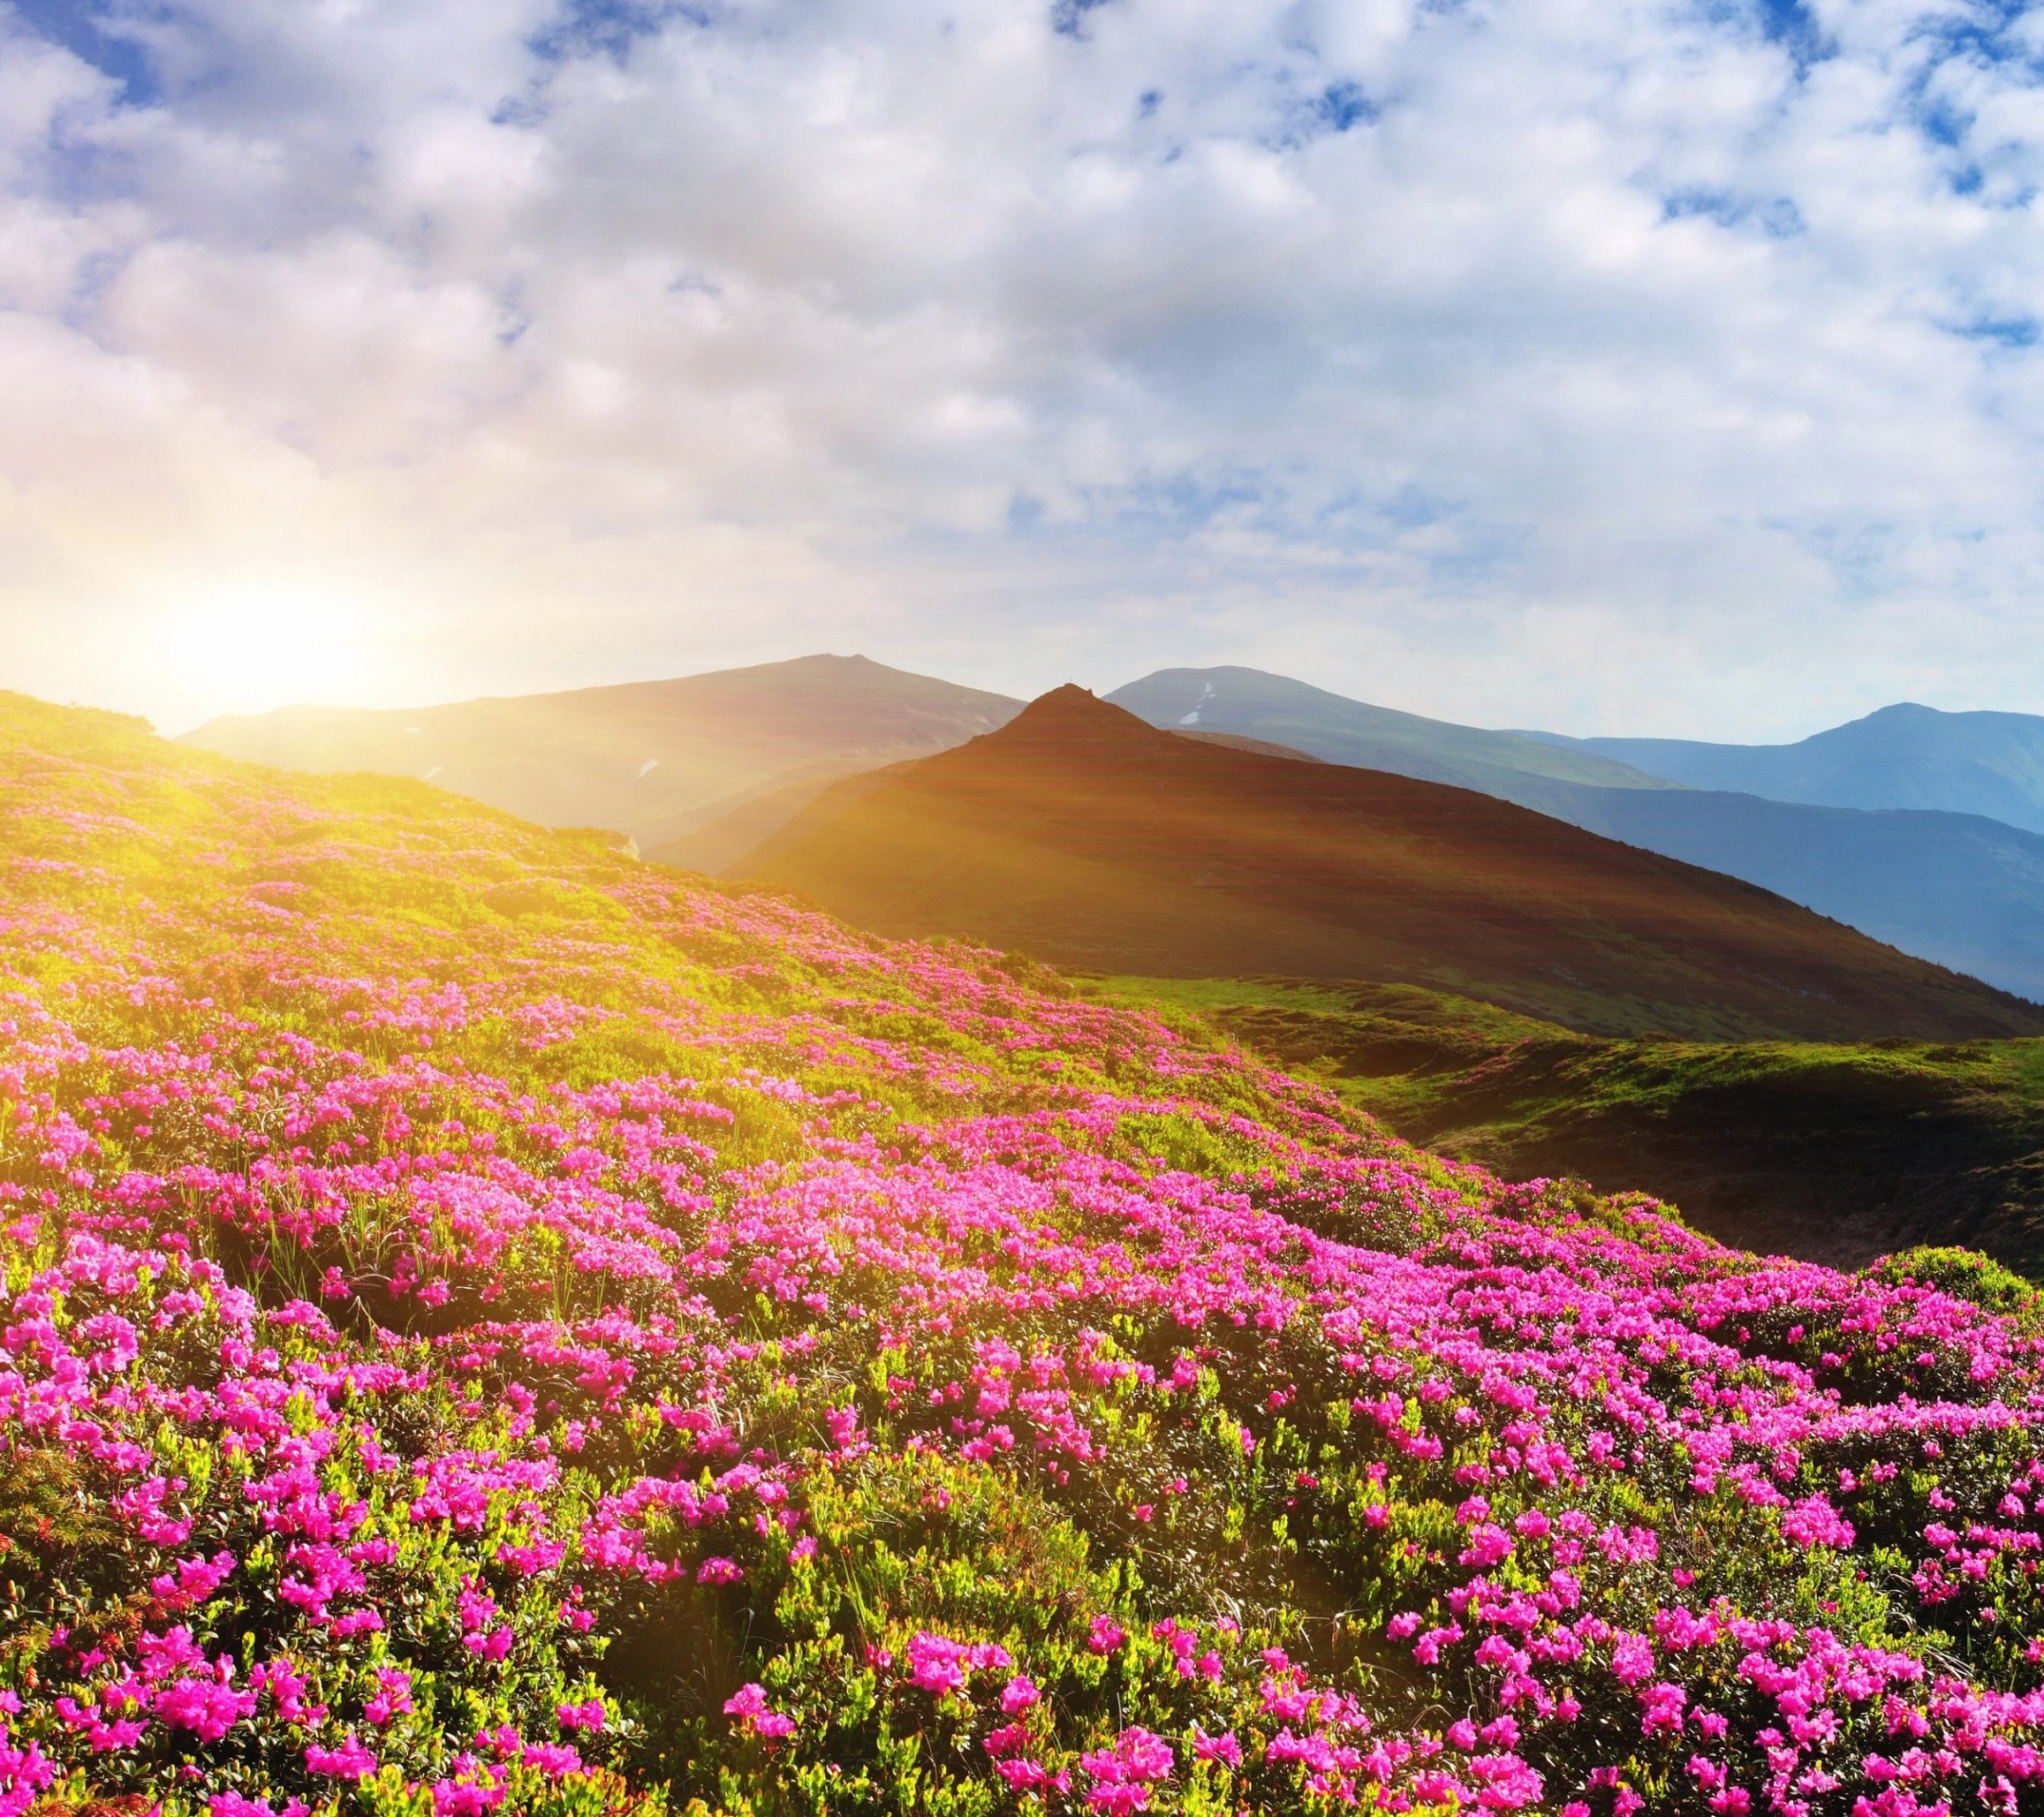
top-left (1086, 975), bottom-right (2044, 1278)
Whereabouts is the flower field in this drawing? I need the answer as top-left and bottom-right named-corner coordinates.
top-left (8, 692), bottom-right (2044, 1817)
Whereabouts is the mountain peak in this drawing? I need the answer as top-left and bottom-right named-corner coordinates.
top-left (996, 685), bottom-right (1158, 742)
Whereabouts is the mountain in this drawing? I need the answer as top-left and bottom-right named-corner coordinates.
top-left (1524, 700), bottom-right (2044, 834)
top-left (647, 726), bottom-right (1327, 872)
top-left (1104, 665), bottom-right (1683, 815)
top-left (179, 652), bottom-right (1023, 848)
top-left (725, 686), bottom-right (2044, 1042)
top-left (1544, 785), bottom-right (2044, 1005)
top-left (1097, 975), bottom-right (2044, 1275)
top-left (1110, 666), bottom-right (2044, 1003)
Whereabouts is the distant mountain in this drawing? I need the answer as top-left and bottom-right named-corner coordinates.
top-left (727, 687), bottom-right (2044, 1043)
top-left (1111, 667), bottom-right (2044, 1003)
top-left (1106, 666), bottom-right (1683, 815)
top-left (179, 654), bottom-right (1023, 849)
top-left (1543, 785), bottom-right (2044, 1005)
top-left (1523, 701), bottom-right (2044, 836)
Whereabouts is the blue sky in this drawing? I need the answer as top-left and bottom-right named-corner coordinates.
top-left (3, 0), bottom-right (2044, 734)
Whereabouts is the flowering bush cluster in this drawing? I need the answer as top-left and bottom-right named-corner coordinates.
top-left (8, 693), bottom-right (2044, 1815)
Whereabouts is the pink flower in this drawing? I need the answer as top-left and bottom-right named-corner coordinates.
top-left (1609, 1633), bottom-right (1655, 1687)
top-left (365, 1669), bottom-right (414, 1726)
top-left (724, 1682), bottom-right (796, 1740)
top-left (1082, 1726), bottom-right (1175, 1814)
top-left (306, 1734), bottom-right (379, 1779)
top-left (520, 1741), bottom-right (583, 1777)
top-left (1780, 1493), bottom-right (1856, 1551)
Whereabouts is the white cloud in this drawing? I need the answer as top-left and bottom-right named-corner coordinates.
top-left (2, 0), bottom-right (2044, 734)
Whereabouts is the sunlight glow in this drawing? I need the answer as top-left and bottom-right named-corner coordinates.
top-left (150, 591), bottom-right (374, 723)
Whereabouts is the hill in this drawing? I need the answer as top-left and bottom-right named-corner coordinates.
top-left (1091, 975), bottom-right (2044, 1277)
top-left (646, 727), bottom-right (1322, 873)
top-left (1112, 666), bottom-right (2044, 1002)
top-left (729, 685), bottom-right (2044, 1042)
top-left (1528, 699), bottom-right (2044, 834)
top-left (179, 652), bottom-right (1023, 848)
top-left (11, 689), bottom-right (2044, 1810)
top-left (1106, 664), bottom-right (1681, 815)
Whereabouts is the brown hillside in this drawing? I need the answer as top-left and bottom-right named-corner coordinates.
top-left (729, 686), bottom-right (2044, 1042)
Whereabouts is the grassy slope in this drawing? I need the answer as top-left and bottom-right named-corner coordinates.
top-left (27, 692), bottom-right (2044, 1812)
top-left (1084, 974), bottom-right (2044, 1276)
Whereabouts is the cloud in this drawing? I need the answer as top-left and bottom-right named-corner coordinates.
top-left (2, 0), bottom-right (2043, 733)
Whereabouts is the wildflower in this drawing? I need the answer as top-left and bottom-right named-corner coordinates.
top-left (1081, 1726), bottom-right (1174, 1814)
top-left (306, 1735), bottom-right (379, 1779)
top-left (724, 1683), bottom-right (797, 1739)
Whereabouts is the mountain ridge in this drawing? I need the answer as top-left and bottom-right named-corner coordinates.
top-left (726, 686), bottom-right (2044, 1043)
top-left (1524, 698), bottom-right (2044, 834)
top-left (1105, 664), bottom-right (1683, 815)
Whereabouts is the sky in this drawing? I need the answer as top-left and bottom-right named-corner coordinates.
top-left (3, 0), bottom-right (2044, 738)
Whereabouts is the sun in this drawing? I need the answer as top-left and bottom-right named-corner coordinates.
top-left (152, 591), bottom-right (371, 720)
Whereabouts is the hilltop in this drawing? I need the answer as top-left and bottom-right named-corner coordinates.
top-left (179, 652), bottom-right (1022, 849)
top-left (729, 685), bottom-right (2044, 1042)
top-left (17, 688), bottom-right (2044, 1813)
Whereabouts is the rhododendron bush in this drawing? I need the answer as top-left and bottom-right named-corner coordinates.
top-left (9, 695), bottom-right (2044, 1817)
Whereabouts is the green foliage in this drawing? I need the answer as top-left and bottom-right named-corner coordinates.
top-left (1093, 974), bottom-right (2044, 1283)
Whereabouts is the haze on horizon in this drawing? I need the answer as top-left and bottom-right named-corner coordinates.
top-left (6, 0), bottom-right (2044, 740)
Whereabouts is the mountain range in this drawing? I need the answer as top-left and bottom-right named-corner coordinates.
top-left (724, 686), bottom-right (2044, 1043)
top-left (1524, 699), bottom-right (2044, 834)
top-left (183, 654), bottom-right (2044, 1005)
top-left (1106, 669), bottom-right (2044, 1002)
top-left (1103, 666), bottom-right (1681, 814)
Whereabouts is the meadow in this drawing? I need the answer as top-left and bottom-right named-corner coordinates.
top-left (6, 692), bottom-right (2044, 1815)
